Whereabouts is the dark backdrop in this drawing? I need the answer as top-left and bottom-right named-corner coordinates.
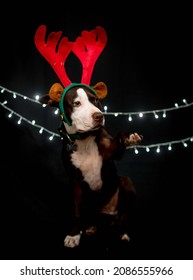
top-left (0, 3), bottom-right (192, 260)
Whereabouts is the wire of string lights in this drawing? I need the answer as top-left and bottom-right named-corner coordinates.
top-left (1, 85), bottom-right (193, 153)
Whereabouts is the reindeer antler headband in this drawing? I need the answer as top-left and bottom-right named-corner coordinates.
top-left (34, 25), bottom-right (108, 103)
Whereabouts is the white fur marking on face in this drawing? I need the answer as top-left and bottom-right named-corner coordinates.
top-left (70, 88), bottom-right (104, 132)
top-left (71, 136), bottom-right (103, 191)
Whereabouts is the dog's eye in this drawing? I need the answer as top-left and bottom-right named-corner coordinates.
top-left (94, 98), bottom-right (99, 104)
top-left (73, 101), bottom-right (81, 107)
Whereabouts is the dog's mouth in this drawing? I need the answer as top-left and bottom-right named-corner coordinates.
top-left (77, 124), bottom-right (102, 133)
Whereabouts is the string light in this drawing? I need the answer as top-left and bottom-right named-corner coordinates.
top-left (0, 99), bottom-right (60, 139)
top-left (1, 85), bottom-right (193, 117)
top-left (17, 117), bottom-right (22, 125)
top-left (156, 146), bottom-right (160, 153)
top-left (134, 147), bottom-right (139, 154)
top-left (54, 108), bottom-right (59, 115)
top-left (127, 136), bottom-right (193, 152)
top-left (104, 105), bottom-right (108, 113)
top-left (128, 114), bottom-right (132, 122)
top-left (146, 147), bottom-right (150, 152)
top-left (153, 111), bottom-right (159, 119)
top-left (8, 111), bottom-right (13, 118)
top-left (183, 141), bottom-right (188, 148)
top-left (0, 85), bottom-right (193, 151)
top-left (39, 127), bottom-right (43, 134)
top-left (183, 99), bottom-right (188, 105)
top-left (168, 144), bottom-right (172, 151)
top-left (0, 85), bottom-right (41, 104)
top-left (49, 134), bottom-right (54, 141)
top-left (104, 101), bottom-right (193, 119)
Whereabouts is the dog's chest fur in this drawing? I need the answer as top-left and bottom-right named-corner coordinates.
top-left (70, 136), bottom-right (103, 191)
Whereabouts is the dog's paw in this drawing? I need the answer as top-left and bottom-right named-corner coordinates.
top-left (123, 133), bottom-right (143, 146)
top-left (64, 233), bottom-right (82, 248)
top-left (120, 233), bottom-right (131, 242)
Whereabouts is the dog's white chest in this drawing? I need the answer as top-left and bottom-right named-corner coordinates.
top-left (71, 136), bottom-right (103, 191)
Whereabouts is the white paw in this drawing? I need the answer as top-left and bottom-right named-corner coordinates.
top-left (64, 233), bottom-right (81, 248)
top-left (120, 233), bottom-right (131, 242)
top-left (125, 133), bottom-right (143, 146)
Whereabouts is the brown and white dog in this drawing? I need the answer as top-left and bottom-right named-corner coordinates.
top-left (35, 25), bottom-right (142, 248)
top-left (40, 82), bottom-right (142, 248)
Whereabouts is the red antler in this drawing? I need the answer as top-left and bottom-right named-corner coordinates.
top-left (34, 25), bottom-right (73, 87)
top-left (34, 25), bottom-right (107, 86)
top-left (72, 26), bottom-right (107, 85)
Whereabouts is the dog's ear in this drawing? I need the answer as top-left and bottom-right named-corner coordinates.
top-left (92, 81), bottom-right (108, 99)
top-left (39, 83), bottom-right (64, 107)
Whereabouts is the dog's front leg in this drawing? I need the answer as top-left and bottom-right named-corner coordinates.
top-left (64, 183), bottom-right (83, 248)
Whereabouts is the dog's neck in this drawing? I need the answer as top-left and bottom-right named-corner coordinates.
top-left (59, 123), bottom-right (99, 153)
top-left (58, 122), bottom-right (98, 141)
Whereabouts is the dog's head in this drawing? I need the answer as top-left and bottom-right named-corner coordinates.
top-left (35, 25), bottom-right (108, 134)
top-left (40, 81), bottom-right (108, 134)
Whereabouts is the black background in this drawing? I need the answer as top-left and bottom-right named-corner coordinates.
top-left (0, 3), bottom-right (192, 260)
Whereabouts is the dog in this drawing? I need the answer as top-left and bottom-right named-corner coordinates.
top-left (40, 81), bottom-right (143, 248)
top-left (35, 25), bottom-right (143, 248)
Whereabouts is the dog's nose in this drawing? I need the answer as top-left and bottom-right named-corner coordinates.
top-left (93, 112), bottom-right (104, 122)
